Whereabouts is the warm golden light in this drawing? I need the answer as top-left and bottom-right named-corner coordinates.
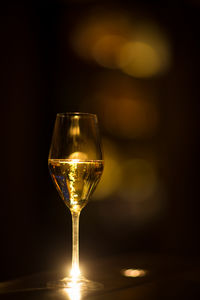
top-left (122, 268), bottom-right (147, 278)
top-left (64, 282), bottom-right (81, 300)
top-left (92, 34), bottom-right (127, 69)
top-left (118, 21), bottom-right (171, 77)
top-left (70, 12), bottom-right (132, 62)
top-left (70, 12), bottom-right (171, 76)
top-left (69, 116), bottom-right (80, 136)
top-left (118, 41), bottom-right (161, 77)
top-left (48, 113), bottom-right (103, 290)
top-left (68, 152), bottom-right (88, 160)
top-left (70, 265), bottom-right (81, 280)
top-left (99, 97), bottom-right (158, 139)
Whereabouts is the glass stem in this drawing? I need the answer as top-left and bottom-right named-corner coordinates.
top-left (71, 211), bottom-right (80, 276)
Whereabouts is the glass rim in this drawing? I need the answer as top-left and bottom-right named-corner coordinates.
top-left (57, 112), bottom-right (97, 118)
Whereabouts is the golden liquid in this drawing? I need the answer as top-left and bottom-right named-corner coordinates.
top-left (48, 159), bottom-right (104, 213)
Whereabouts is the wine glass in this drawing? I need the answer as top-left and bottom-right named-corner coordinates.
top-left (48, 112), bottom-right (104, 291)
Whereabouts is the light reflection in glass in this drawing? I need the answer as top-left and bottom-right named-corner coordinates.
top-left (68, 152), bottom-right (88, 160)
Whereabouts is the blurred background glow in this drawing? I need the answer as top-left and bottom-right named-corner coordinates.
top-left (121, 158), bottom-right (157, 200)
top-left (118, 22), bottom-right (171, 77)
top-left (70, 10), bottom-right (171, 77)
top-left (87, 75), bottom-right (159, 139)
top-left (1, 0), bottom-right (200, 282)
top-left (99, 97), bottom-right (158, 139)
top-left (92, 34), bottom-right (127, 69)
top-left (70, 11), bottom-right (132, 64)
top-left (119, 41), bottom-right (163, 77)
top-left (94, 139), bottom-right (122, 200)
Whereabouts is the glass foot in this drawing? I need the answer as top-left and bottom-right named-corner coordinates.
top-left (47, 275), bottom-right (103, 292)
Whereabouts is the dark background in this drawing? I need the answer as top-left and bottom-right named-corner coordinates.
top-left (1, 0), bottom-right (200, 281)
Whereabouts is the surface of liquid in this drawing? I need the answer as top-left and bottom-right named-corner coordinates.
top-left (48, 159), bottom-right (104, 213)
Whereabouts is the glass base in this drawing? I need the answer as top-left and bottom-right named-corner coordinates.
top-left (47, 275), bottom-right (103, 292)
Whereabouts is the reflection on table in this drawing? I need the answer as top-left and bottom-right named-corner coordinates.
top-left (0, 254), bottom-right (200, 299)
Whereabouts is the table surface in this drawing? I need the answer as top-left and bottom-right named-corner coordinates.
top-left (0, 254), bottom-right (200, 299)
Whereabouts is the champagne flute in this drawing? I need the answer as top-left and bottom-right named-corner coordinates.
top-left (48, 112), bottom-right (104, 290)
